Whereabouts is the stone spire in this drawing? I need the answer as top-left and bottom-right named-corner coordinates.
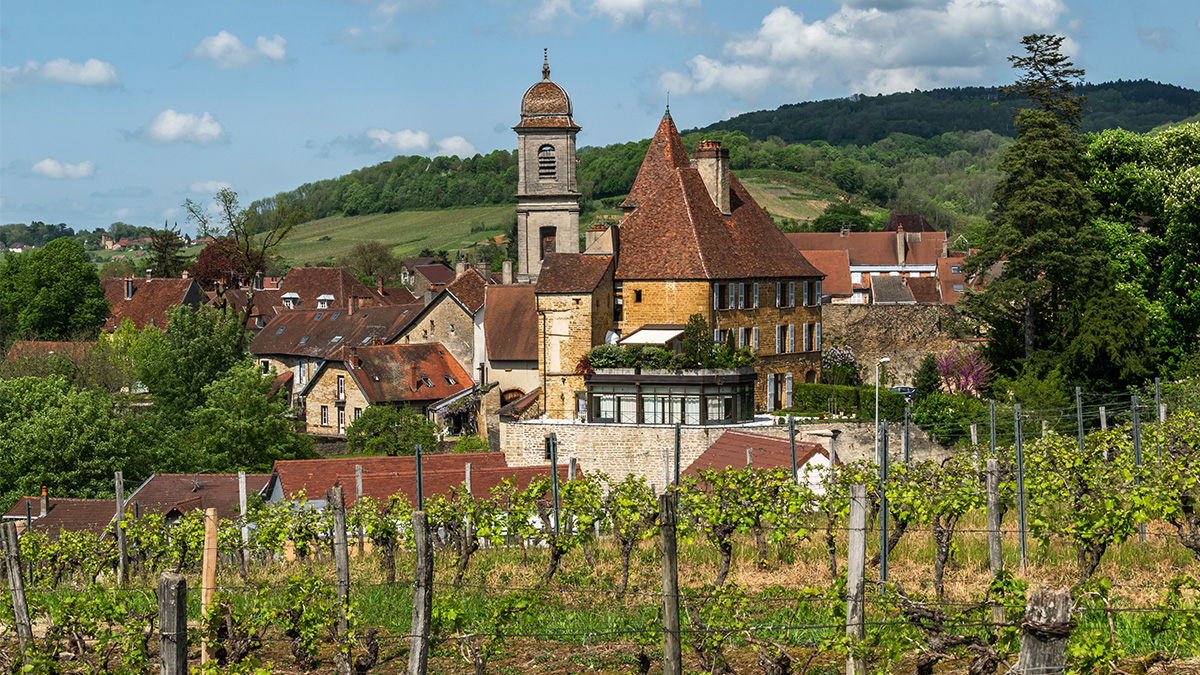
top-left (542, 48), bottom-right (550, 80)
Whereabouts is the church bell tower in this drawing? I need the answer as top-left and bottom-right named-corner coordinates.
top-left (514, 51), bottom-right (580, 283)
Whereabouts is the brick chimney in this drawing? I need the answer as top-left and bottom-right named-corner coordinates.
top-left (896, 226), bottom-right (906, 266)
top-left (502, 259), bottom-right (513, 285)
top-left (349, 346), bottom-right (360, 369)
top-left (692, 140), bottom-right (731, 216)
top-left (181, 270), bottom-right (189, 279)
top-left (145, 268), bottom-right (153, 281)
top-left (40, 485), bottom-right (48, 516)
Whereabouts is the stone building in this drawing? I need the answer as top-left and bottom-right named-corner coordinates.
top-left (514, 52), bottom-right (581, 283)
top-left (391, 268), bottom-right (488, 386)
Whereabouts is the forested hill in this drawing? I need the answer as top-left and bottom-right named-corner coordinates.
top-left (690, 80), bottom-right (1200, 146)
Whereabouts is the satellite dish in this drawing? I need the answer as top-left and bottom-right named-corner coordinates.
top-left (605, 330), bottom-right (620, 345)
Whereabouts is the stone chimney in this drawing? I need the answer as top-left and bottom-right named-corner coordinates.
top-left (181, 270), bottom-right (189, 279)
top-left (896, 226), bottom-right (906, 266)
top-left (145, 268), bottom-right (153, 281)
top-left (502, 260), bottom-right (513, 285)
top-left (254, 271), bottom-right (264, 291)
top-left (692, 140), bottom-right (731, 216)
top-left (124, 277), bottom-right (134, 300)
top-left (40, 485), bottom-right (48, 516)
top-left (349, 346), bottom-right (360, 369)
top-left (424, 290), bottom-right (434, 306)
top-left (456, 258), bottom-right (467, 276)
top-left (475, 261), bottom-right (492, 283)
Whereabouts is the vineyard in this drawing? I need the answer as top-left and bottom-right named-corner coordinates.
top-left (4, 391), bottom-right (1200, 674)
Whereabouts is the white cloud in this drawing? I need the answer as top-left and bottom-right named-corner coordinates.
top-left (662, 0), bottom-right (1069, 103)
top-left (590, 0), bottom-right (699, 29)
top-left (161, 207), bottom-right (180, 220)
top-left (189, 31), bottom-right (288, 69)
top-left (137, 109), bottom-right (226, 145)
top-left (189, 180), bottom-right (233, 193)
top-left (1, 58), bottom-right (120, 91)
top-left (1136, 26), bottom-right (1174, 52)
top-left (367, 128), bottom-right (431, 152)
top-left (436, 136), bottom-right (477, 157)
top-left (31, 158), bottom-right (96, 179)
top-left (112, 207), bottom-right (134, 219)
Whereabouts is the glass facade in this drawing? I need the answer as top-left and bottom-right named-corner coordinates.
top-left (586, 370), bottom-right (756, 425)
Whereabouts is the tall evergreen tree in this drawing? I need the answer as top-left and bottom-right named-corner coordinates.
top-left (965, 35), bottom-right (1103, 371)
top-left (147, 222), bottom-right (187, 278)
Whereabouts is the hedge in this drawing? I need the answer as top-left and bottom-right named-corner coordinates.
top-left (790, 383), bottom-right (907, 421)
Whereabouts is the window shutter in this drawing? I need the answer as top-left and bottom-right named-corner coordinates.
top-left (728, 283), bottom-right (735, 309)
top-left (713, 284), bottom-right (719, 310)
top-left (752, 283), bottom-right (759, 309)
top-left (816, 280), bottom-right (823, 305)
top-left (752, 327), bottom-right (759, 350)
top-left (803, 281), bottom-right (810, 307)
top-left (788, 324), bottom-right (795, 352)
top-left (737, 283), bottom-right (745, 309)
top-left (803, 323), bottom-right (810, 352)
top-left (784, 373), bottom-right (793, 408)
top-left (788, 282), bottom-right (796, 307)
top-left (776, 282), bottom-right (782, 308)
top-left (815, 322), bottom-right (822, 351)
top-left (767, 373), bottom-right (776, 412)
top-left (776, 326), bottom-right (782, 354)
top-left (737, 328), bottom-right (744, 348)
top-left (714, 329), bottom-right (720, 343)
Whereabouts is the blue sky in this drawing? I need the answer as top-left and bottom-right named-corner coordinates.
top-left (2, 0), bottom-right (1198, 235)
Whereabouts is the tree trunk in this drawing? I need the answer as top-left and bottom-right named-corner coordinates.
top-left (869, 518), bottom-right (908, 567)
top-left (754, 526), bottom-right (769, 569)
top-left (714, 539), bottom-right (733, 587)
top-left (825, 514), bottom-right (838, 581)
top-left (932, 515), bottom-right (959, 600)
top-left (619, 539), bottom-right (635, 594)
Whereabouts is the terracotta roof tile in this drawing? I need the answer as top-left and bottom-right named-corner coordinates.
top-left (906, 276), bottom-right (942, 303)
top-left (616, 168), bottom-right (822, 280)
top-left (684, 430), bottom-right (827, 477)
top-left (795, 250), bottom-right (852, 296)
top-left (101, 277), bottom-right (206, 330)
top-left (870, 276), bottom-right (915, 304)
top-left (938, 258), bottom-right (968, 305)
top-left (445, 269), bottom-right (487, 314)
top-left (535, 254), bottom-right (613, 294)
top-left (497, 387), bottom-right (540, 418)
top-left (786, 231), bottom-right (947, 267)
top-left (270, 453), bottom-right (508, 501)
top-left (127, 473), bottom-right (272, 519)
top-left (338, 343), bottom-right (472, 404)
top-left (4, 340), bottom-right (95, 367)
top-left (484, 285), bottom-right (538, 361)
top-left (249, 303), bottom-right (424, 359)
top-left (374, 286), bottom-right (418, 304)
top-left (884, 213), bottom-right (936, 232)
top-left (621, 113), bottom-right (691, 210)
top-left (335, 464), bottom-right (574, 507)
top-left (2, 498), bottom-right (117, 538)
top-left (414, 264), bottom-right (456, 286)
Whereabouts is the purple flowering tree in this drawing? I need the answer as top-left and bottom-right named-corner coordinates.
top-left (936, 348), bottom-right (993, 398)
top-left (821, 344), bottom-right (860, 387)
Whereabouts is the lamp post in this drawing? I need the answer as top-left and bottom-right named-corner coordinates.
top-left (875, 357), bottom-right (891, 463)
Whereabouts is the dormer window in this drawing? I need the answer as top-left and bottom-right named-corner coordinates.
top-left (282, 292), bottom-right (300, 309)
top-left (538, 145), bottom-right (556, 180)
top-left (317, 294), bottom-right (335, 309)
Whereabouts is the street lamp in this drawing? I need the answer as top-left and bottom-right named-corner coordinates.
top-left (876, 357), bottom-right (891, 463)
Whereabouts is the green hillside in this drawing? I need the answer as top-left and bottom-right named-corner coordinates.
top-left (274, 206), bottom-right (514, 266)
top-left (692, 80), bottom-right (1200, 145)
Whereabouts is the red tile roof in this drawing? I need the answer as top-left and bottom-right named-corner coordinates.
top-left (445, 268), bottom-right (488, 315)
top-left (884, 213), bottom-right (936, 233)
top-left (335, 464), bottom-right (574, 506)
top-left (414, 264), bottom-right (456, 286)
top-left (907, 276), bottom-right (943, 303)
top-left (338, 343), bottom-right (472, 404)
top-left (249, 303), bottom-right (424, 359)
top-left (797, 250), bottom-right (852, 297)
top-left (3, 498), bottom-right (117, 538)
top-left (274, 267), bottom-right (385, 311)
top-left (535, 254), bottom-right (613, 294)
top-left (4, 340), bottom-right (95, 367)
top-left (101, 277), bottom-right (206, 330)
top-left (403, 257), bottom-right (437, 269)
top-left (616, 167), bottom-right (822, 280)
top-left (684, 430), bottom-right (827, 478)
top-left (785, 231), bottom-right (947, 267)
top-left (497, 387), bottom-right (540, 419)
top-left (270, 452), bottom-right (508, 501)
top-left (484, 285), bottom-right (538, 361)
top-left (127, 473), bottom-right (272, 519)
top-left (870, 275), bottom-right (915, 304)
top-left (374, 286), bottom-right (418, 305)
top-left (937, 257), bottom-right (969, 305)
top-left (621, 112), bottom-right (691, 210)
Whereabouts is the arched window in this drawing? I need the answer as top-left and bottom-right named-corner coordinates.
top-left (538, 145), bottom-right (556, 180)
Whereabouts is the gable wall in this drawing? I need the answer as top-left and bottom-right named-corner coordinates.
top-left (304, 362), bottom-right (370, 436)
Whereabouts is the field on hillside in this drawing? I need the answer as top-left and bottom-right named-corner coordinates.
top-left (274, 206), bottom-right (515, 266)
top-left (738, 170), bottom-right (884, 222)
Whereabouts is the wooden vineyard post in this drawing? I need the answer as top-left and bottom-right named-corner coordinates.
top-left (986, 459), bottom-right (1006, 626)
top-left (1014, 587), bottom-right (1073, 675)
top-left (239, 471), bottom-right (250, 572)
top-left (116, 471), bottom-right (128, 587)
top-left (408, 510), bottom-right (433, 675)
top-left (356, 465), bottom-right (365, 555)
top-left (158, 572), bottom-right (188, 675)
top-left (2, 521), bottom-right (33, 663)
top-left (659, 492), bottom-right (682, 675)
top-left (846, 484), bottom-right (867, 675)
top-left (331, 485), bottom-right (352, 651)
top-left (200, 507), bottom-right (218, 665)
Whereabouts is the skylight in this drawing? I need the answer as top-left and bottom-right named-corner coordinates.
top-left (421, 377), bottom-right (434, 388)
top-left (313, 312), bottom-right (324, 321)
top-left (361, 336), bottom-right (373, 345)
top-left (331, 335), bottom-right (343, 343)
top-left (444, 376), bottom-right (457, 385)
top-left (299, 336), bottom-right (309, 345)
top-left (331, 312), bottom-right (341, 320)
top-left (275, 327), bottom-right (285, 335)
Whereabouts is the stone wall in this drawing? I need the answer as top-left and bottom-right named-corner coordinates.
top-left (305, 362), bottom-right (370, 436)
top-left (396, 296), bottom-right (475, 381)
top-left (499, 417), bottom-right (948, 487)
top-left (617, 280), bottom-right (711, 331)
top-left (820, 304), bottom-right (968, 386)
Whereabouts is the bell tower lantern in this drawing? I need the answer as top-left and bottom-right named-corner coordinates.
top-left (514, 50), bottom-right (580, 283)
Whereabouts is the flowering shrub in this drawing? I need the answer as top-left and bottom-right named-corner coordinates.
top-left (936, 348), bottom-right (993, 398)
top-left (820, 344), bottom-right (860, 386)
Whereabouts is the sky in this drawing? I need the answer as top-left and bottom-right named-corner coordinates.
top-left (2, 0), bottom-right (1198, 236)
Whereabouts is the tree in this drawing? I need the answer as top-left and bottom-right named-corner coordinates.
top-left (0, 237), bottom-right (109, 341)
top-left (964, 35), bottom-right (1102, 370)
top-left (184, 188), bottom-right (305, 326)
top-left (681, 313), bottom-right (714, 367)
top-left (912, 354), bottom-right (942, 404)
top-left (0, 376), bottom-right (149, 508)
top-left (811, 202), bottom-right (872, 233)
top-left (345, 406), bottom-right (438, 456)
top-left (146, 222), bottom-right (188, 278)
top-left (191, 237), bottom-right (257, 290)
top-left (340, 241), bottom-right (401, 287)
top-left (132, 304), bottom-right (251, 418)
top-left (182, 362), bottom-right (314, 472)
